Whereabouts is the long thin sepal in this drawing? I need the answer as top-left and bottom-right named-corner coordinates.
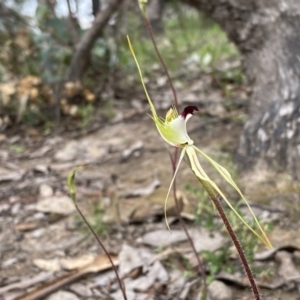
top-left (127, 36), bottom-right (156, 117)
top-left (164, 147), bottom-right (186, 231)
top-left (186, 146), bottom-right (271, 248)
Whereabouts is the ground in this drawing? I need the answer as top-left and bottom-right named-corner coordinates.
top-left (1, 72), bottom-right (300, 300)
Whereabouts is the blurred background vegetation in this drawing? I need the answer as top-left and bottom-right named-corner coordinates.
top-left (0, 0), bottom-right (241, 133)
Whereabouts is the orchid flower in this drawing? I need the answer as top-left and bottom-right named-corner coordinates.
top-left (127, 36), bottom-right (272, 249)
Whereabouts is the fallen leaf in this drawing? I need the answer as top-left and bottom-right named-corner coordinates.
top-left (33, 258), bottom-right (61, 272)
top-left (0, 168), bottom-right (25, 182)
top-left (0, 82), bottom-right (16, 105)
top-left (118, 244), bottom-right (144, 277)
top-left (13, 254), bottom-right (118, 300)
top-left (60, 254), bottom-right (96, 270)
top-left (0, 272), bottom-right (53, 294)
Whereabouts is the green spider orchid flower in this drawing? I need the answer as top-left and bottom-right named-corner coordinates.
top-left (127, 36), bottom-right (272, 249)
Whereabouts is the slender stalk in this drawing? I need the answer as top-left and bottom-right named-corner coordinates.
top-left (200, 181), bottom-right (261, 300)
top-left (75, 204), bottom-right (127, 300)
top-left (141, 14), bottom-right (178, 108)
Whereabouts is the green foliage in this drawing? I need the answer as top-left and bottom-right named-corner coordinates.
top-left (89, 204), bottom-right (107, 236)
top-left (201, 245), bottom-right (233, 283)
top-left (78, 104), bottom-right (94, 128)
top-left (9, 144), bottom-right (25, 154)
top-left (120, 8), bottom-right (239, 75)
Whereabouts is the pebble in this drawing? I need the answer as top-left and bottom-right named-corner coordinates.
top-left (208, 280), bottom-right (233, 300)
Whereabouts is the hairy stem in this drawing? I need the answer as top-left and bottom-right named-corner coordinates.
top-left (75, 204), bottom-right (127, 300)
top-left (200, 181), bottom-right (261, 300)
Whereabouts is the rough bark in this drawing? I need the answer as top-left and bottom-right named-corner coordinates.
top-left (181, 0), bottom-right (300, 178)
top-left (147, 0), bottom-right (165, 33)
top-left (67, 0), bottom-right (123, 82)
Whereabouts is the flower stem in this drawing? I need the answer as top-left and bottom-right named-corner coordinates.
top-left (141, 13), bottom-right (178, 109)
top-left (200, 181), bottom-right (261, 300)
top-left (74, 204), bottom-right (127, 300)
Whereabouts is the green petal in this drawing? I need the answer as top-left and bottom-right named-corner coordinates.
top-left (164, 147), bottom-right (186, 230)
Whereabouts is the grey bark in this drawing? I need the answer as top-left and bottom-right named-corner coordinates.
top-left (147, 0), bottom-right (165, 33)
top-left (67, 0), bottom-right (123, 82)
top-left (181, 0), bottom-right (300, 178)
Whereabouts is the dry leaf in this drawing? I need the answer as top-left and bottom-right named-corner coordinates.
top-left (118, 244), bottom-right (144, 277)
top-left (60, 254), bottom-right (96, 271)
top-left (0, 272), bottom-right (53, 294)
top-left (33, 258), bottom-right (61, 272)
top-left (13, 254), bottom-right (118, 300)
top-left (0, 82), bottom-right (16, 105)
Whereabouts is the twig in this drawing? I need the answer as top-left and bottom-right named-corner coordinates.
top-left (66, 0), bottom-right (79, 45)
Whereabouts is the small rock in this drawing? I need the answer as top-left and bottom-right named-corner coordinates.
top-left (46, 291), bottom-right (80, 300)
top-left (11, 203), bottom-right (21, 215)
top-left (35, 195), bottom-right (75, 214)
top-left (34, 164), bottom-right (49, 174)
top-left (31, 228), bottom-right (46, 238)
top-left (208, 280), bottom-right (232, 300)
top-left (39, 184), bottom-right (53, 197)
top-left (54, 141), bottom-right (78, 161)
top-left (0, 203), bottom-right (10, 213)
top-left (70, 283), bottom-right (93, 297)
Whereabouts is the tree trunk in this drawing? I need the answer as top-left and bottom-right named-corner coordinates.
top-left (181, 0), bottom-right (300, 178)
top-left (147, 0), bottom-right (165, 33)
top-left (67, 0), bottom-right (123, 82)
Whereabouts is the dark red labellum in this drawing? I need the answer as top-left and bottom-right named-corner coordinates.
top-left (181, 106), bottom-right (199, 119)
